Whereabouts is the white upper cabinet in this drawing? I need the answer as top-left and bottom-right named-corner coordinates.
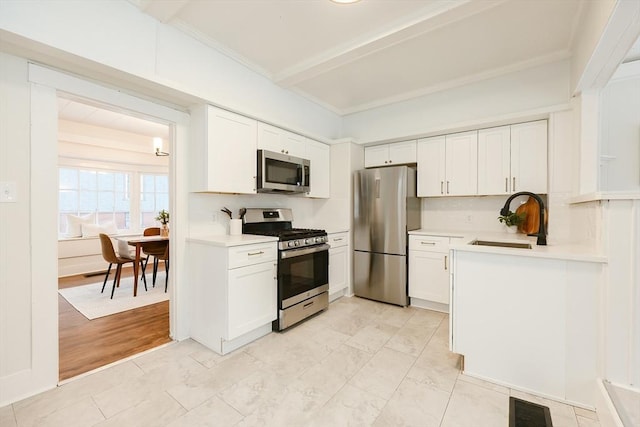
top-left (305, 139), bottom-right (330, 198)
top-left (417, 136), bottom-right (446, 196)
top-left (364, 140), bottom-right (416, 168)
top-left (191, 105), bottom-right (258, 194)
top-left (510, 120), bottom-right (548, 194)
top-left (478, 126), bottom-right (512, 195)
top-left (445, 131), bottom-right (478, 196)
top-left (257, 122), bottom-right (306, 158)
top-left (478, 121), bottom-right (547, 195)
top-left (417, 131), bottom-right (477, 196)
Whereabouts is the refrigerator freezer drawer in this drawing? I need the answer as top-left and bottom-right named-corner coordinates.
top-left (353, 250), bottom-right (408, 306)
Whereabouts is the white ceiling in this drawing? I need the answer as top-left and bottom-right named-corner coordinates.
top-left (130, 0), bottom-right (585, 115)
top-left (59, 0), bottom-right (639, 135)
top-left (57, 97), bottom-right (170, 141)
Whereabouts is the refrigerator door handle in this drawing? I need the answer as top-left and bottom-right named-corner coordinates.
top-left (375, 178), bottom-right (380, 199)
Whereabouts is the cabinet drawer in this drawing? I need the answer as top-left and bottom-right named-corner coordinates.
top-left (409, 235), bottom-right (449, 252)
top-left (328, 232), bottom-right (348, 248)
top-left (228, 242), bottom-right (277, 269)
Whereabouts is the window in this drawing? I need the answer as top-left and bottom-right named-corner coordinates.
top-left (59, 167), bottom-right (168, 235)
top-left (140, 174), bottom-right (169, 228)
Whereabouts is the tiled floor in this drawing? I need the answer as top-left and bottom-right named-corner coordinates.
top-left (1, 296), bottom-right (601, 426)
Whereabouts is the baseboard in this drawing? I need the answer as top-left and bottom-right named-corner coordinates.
top-left (410, 297), bottom-right (449, 313)
top-left (596, 379), bottom-right (625, 427)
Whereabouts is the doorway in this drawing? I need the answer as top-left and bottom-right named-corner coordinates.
top-left (26, 63), bottom-right (190, 388)
top-left (56, 96), bottom-right (174, 380)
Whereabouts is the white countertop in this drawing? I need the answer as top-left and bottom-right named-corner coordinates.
top-left (187, 234), bottom-right (279, 247)
top-left (409, 229), bottom-right (606, 263)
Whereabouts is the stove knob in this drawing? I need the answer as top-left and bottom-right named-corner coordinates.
top-left (294, 241), bottom-right (300, 246)
top-left (287, 241), bottom-right (294, 248)
top-left (305, 238), bottom-right (310, 244)
top-left (316, 237), bottom-right (323, 243)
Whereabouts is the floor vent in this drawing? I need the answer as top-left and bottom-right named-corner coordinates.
top-left (509, 396), bottom-right (553, 427)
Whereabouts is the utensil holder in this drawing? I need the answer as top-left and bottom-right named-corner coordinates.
top-left (229, 219), bottom-right (242, 236)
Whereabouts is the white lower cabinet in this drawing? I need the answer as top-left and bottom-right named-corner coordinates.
top-left (408, 235), bottom-right (451, 312)
top-left (189, 240), bottom-right (277, 355)
top-left (228, 261), bottom-right (277, 340)
top-left (328, 231), bottom-right (349, 300)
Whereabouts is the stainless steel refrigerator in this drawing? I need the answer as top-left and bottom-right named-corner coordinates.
top-left (353, 166), bottom-right (421, 306)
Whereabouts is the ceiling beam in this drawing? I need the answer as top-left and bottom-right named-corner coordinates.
top-left (572, 0), bottom-right (640, 95)
top-left (274, 0), bottom-right (507, 88)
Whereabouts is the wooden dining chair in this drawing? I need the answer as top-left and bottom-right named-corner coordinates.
top-left (99, 233), bottom-right (147, 299)
top-left (142, 227), bottom-right (161, 284)
top-left (156, 243), bottom-right (169, 293)
top-left (140, 240), bottom-right (169, 291)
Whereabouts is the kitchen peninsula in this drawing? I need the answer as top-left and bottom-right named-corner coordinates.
top-left (439, 231), bottom-right (606, 408)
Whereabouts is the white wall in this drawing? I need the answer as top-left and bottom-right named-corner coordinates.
top-left (600, 199), bottom-right (640, 390)
top-left (188, 193), bottom-right (337, 237)
top-left (0, 0), bottom-right (341, 140)
top-left (0, 52), bottom-right (38, 399)
top-left (341, 59), bottom-right (570, 144)
top-left (599, 63), bottom-right (640, 192)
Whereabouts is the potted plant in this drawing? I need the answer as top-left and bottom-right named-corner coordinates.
top-left (498, 210), bottom-right (525, 233)
top-left (155, 209), bottom-right (170, 237)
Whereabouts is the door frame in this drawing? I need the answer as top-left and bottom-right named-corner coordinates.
top-left (28, 63), bottom-right (191, 384)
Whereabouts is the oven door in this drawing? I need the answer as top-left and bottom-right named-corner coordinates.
top-left (278, 243), bottom-right (329, 309)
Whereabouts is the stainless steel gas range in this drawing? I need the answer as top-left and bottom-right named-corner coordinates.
top-left (242, 208), bottom-right (329, 331)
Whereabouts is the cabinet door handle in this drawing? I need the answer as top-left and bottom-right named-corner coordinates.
top-left (505, 177), bottom-right (508, 192)
top-left (440, 181), bottom-right (444, 194)
top-left (333, 238), bottom-right (343, 242)
top-left (247, 251), bottom-right (264, 256)
top-left (444, 255), bottom-right (448, 271)
top-left (446, 181), bottom-right (450, 194)
top-left (389, 160), bottom-right (392, 163)
top-left (420, 241), bottom-right (436, 245)
top-left (513, 177), bottom-right (516, 192)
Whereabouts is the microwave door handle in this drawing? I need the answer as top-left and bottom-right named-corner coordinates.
top-left (297, 163), bottom-right (303, 187)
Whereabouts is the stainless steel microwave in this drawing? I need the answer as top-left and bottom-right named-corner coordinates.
top-left (257, 149), bottom-right (310, 193)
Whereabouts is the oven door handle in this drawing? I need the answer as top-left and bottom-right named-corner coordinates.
top-left (280, 243), bottom-right (330, 259)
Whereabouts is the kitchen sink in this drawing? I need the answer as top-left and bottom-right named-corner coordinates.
top-left (470, 240), bottom-right (532, 249)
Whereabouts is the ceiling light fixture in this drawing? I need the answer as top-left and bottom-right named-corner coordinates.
top-left (330, 0), bottom-right (361, 4)
top-left (153, 137), bottom-right (169, 156)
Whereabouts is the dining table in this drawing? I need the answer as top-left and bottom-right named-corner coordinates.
top-left (116, 235), bottom-right (169, 296)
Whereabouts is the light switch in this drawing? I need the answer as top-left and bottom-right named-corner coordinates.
top-left (0, 181), bottom-right (17, 203)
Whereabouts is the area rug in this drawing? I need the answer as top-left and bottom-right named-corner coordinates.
top-left (58, 272), bottom-right (169, 320)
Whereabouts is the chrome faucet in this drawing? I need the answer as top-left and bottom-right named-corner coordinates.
top-left (500, 191), bottom-right (547, 246)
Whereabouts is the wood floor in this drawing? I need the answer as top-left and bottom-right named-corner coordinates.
top-left (58, 266), bottom-right (171, 381)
